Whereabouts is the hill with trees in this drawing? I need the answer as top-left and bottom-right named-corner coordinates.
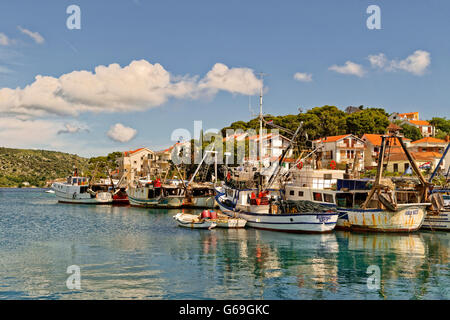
top-left (0, 148), bottom-right (89, 187)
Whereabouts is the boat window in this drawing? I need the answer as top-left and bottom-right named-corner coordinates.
top-left (323, 193), bottom-right (334, 203)
top-left (354, 192), bottom-right (368, 208)
top-left (298, 191), bottom-right (304, 197)
top-left (289, 190), bottom-right (295, 196)
top-left (336, 193), bottom-right (353, 208)
top-left (80, 186), bottom-right (88, 193)
top-left (323, 174), bottom-right (332, 180)
top-left (313, 192), bottom-right (323, 202)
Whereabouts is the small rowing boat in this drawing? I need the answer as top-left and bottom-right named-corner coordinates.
top-left (173, 213), bottom-right (217, 229)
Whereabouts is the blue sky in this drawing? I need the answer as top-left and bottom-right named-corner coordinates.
top-left (0, 0), bottom-right (449, 157)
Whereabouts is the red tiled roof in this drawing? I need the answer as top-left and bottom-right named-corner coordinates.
top-left (411, 137), bottom-right (447, 144)
top-left (408, 120), bottom-right (431, 126)
top-left (398, 112), bottom-right (419, 117)
top-left (314, 134), bottom-right (352, 143)
top-left (387, 151), bottom-right (442, 162)
top-left (362, 134), bottom-right (409, 146)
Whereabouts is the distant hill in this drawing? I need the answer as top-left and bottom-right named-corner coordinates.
top-left (0, 147), bottom-right (89, 187)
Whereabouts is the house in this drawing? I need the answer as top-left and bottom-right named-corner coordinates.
top-left (385, 151), bottom-right (444, 173)
top-left (118, 147), bottom-right (156, 183)
top-left (402, 119), bottom-right (436, 137)
top-left (361, 134), bottom-right (411, 169)
top-left (224, 131), bottom-right (293, 167)
top-left (410, 136), bottom-right (450, 175)
top-left (409, 137), bottom-right (447, 153)
top-left (312, 134), bottom-right (365, 170)
top-left (389, 112), bottom-right (435, 137)
top-left (389, 112), bottom-right (420, 122)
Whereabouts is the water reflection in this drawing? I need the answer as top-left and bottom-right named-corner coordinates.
top-left (0, 190), bottom-right (448, 299)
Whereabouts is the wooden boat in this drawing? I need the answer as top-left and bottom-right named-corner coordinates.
top-left (173, 213), bottom-right (217, 229)
top-left (127, 178), bottom-right (185, 208)
top-left (202, 210), bottom-right (246, 228)
top-left (423, 192), bottom-right (450, 231)
top-left (336, 134), bottom-right (430, 232)
top-left (52, 176), bottom-right (113, 204)
top-left (183, 183), bottom-right (216, 208)
top-left (112, 187), bottom-right (129, 205)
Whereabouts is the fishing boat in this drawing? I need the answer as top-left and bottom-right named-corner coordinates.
top-left (183, 183), bottom-right (216, 208)
top-left (52, 175), bottom-right (113, 204)
top-left (173, 212), bottom-right (217, 229)
top-left (216, 188), bottom-right (338, 232)
top-left (127, 178), bottom-right (162, 207)
top-left (127, 178), bottom-right (185, 208)
top-left (422, 143), bottom-right (450, 231)
top-left (335, 133), bottom-right (430, 232)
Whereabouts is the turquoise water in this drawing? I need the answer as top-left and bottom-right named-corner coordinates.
top-left (0, 188), bottom-right (448, 300)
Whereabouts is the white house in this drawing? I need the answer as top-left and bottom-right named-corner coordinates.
top-left (312, 134), bottom-right (365, 170)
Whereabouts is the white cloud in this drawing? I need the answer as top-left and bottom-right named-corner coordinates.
top-left (57, 123), bottom-right (90, 135)
top-left (198, 63), bottom-right (262, 95)
top-left (0, 60), bottom-right (262, 119)
top-left (0, 33), bottom-right (11, 46)
top-left (368, 50), bottom-right (430, 75)
top-left (329, 61), bottom-right (365, 77)
top-left (0, 118), bottom-right (67, 149)
top-left (293, 72), bottom-right (313, 82)
top-left (107, 123), bottom-right (137, 143)
top-left (0, 65), bottom-right (13, 74)
top-left (18, 26), bottom-right (45, 44)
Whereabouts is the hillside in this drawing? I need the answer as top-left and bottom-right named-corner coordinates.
top-left (0, 147), bottom-right (89, 187)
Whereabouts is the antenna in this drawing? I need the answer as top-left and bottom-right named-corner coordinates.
top-left (257, 72), bottom-right (268, 171)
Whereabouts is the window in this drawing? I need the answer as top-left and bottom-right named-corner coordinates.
top-left (298, 191), bottom-right (304, 197)
top-left (323, 174), bottom-right (332, 180)
top-left (323, 193), bottom-right (334, 203)
top-left (313, 192), bottom-right (323, 202)
top-left (404, 163), bottom-right (409, 171)
top-left (393, 163), bottom-right (398, 172)
top-left (289, 190), bottom-right (294, 196)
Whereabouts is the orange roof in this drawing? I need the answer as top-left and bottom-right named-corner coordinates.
top-left (411, 137), bottom-right (447, 144)
top-left (387, 151), bottom-right (442, 162)
top-left (408, 120), bottom-right (431, 126)
top-left (398, 112), bottom-right (419, 117)
top-left (314, 134), bottom-right (352, 143)
top-left (412, 151), bottom-right (443, 160)
top-left (362, 134), bottom-right (409, 146)
top-left (124, 148), bottom-right (144, 156)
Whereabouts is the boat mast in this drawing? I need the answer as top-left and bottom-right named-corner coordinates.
top-left (259, 76), bottom-right (264, 173)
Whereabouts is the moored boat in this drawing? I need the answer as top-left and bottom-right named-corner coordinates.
top-left (173, 213), bottom-right (217, 229)
top-left (52, 176), bottom-right (113, 204)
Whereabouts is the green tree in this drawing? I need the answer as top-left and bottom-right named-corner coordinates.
top-left (345, 108), bottom-right (389, 136)
top-left (400, 123), bottom-right (422, 141)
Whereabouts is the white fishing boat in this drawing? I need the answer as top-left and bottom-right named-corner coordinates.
top-left (216, 187), bottom-right (338, 233)
top-left (52, 176), bottom-right (113, 204)
top-left (173, 213), bottom-right (217, 229)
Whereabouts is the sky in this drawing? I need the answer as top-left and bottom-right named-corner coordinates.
top-left (0, 0), bottom-right (449, 157)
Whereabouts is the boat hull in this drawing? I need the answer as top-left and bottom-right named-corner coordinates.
top-left (183, 196), bottom-right (216, 208)
top-left (173, 213), bottom-right (216, 229)
top-left (53, 184), bottom-right (112, 204)
top-left (337, 204), bottom-right (427, 232)
top-left (216, 195), bottom-right (337, 233)
top-left (422, 210), bottom-right (450, 231)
